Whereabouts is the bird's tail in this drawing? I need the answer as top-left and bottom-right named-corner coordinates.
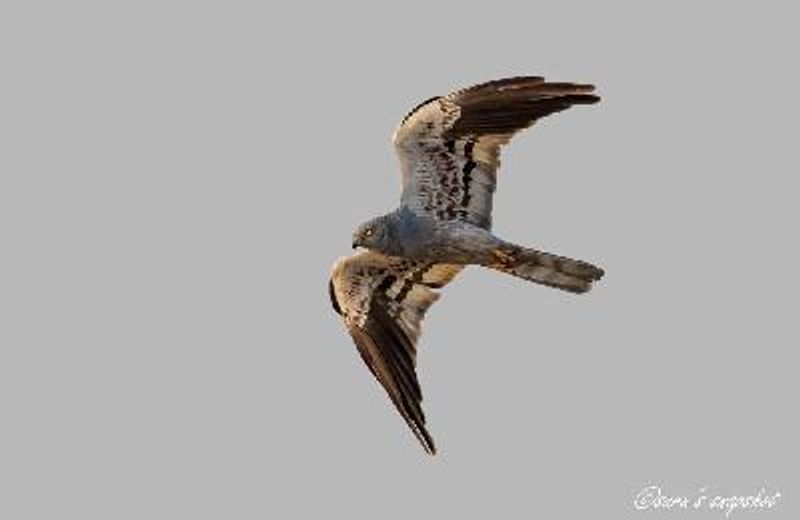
top-left (484, 243), bottom-right (604, 294)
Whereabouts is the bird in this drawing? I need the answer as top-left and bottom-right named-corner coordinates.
top-left (328, 76), bottom-right (605, 455)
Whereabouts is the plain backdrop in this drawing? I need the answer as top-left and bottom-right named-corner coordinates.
top-left (1, 1), bottom-right (797, 518)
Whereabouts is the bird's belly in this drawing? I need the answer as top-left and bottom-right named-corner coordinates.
top-left (404, 222), bottom-right (501, 265)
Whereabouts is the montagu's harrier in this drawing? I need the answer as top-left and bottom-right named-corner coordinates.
top-left (329, 76), bottom-right (604, 454)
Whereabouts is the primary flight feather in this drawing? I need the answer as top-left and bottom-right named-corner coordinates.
top-left (329, 76), bottom-right (605, 454)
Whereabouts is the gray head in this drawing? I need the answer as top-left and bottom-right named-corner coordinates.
top-left (352, 215), bottom-right (395, 253)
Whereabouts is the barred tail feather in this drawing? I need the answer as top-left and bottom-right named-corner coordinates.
top-left (486, 244), bottom-right (604, 294)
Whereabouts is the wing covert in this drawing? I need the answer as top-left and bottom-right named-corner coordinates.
top-left (393, 76), bottom-right (599, 230)
top-left (329, 250), bottom-right (462, 454)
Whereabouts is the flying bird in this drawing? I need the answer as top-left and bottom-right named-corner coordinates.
top-left (328, 76), bottom-right (605, 454)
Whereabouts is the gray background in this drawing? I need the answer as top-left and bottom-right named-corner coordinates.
top-left (1, 1), bottom-right (797, 518)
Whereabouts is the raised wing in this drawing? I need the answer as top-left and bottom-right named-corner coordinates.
top-left (329, 250), bottom-right (462, 454)
top-left (393, 76), bottom-right (599, 229)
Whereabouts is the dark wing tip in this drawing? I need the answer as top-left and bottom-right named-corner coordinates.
top-left (458, 76), bottom-right (546, 95)
top-left (557, 93), bottom-right (601, 107)
top-left (445, 80), bottom-right (600, 139)
top-left (350, 299), bottom-right (438, 455)
top-left (569, 93), bottom-right (601, 104)
top-left (418, 426), bottom-right (437, 455)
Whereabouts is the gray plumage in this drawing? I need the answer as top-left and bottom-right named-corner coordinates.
top-left (330, 76), bottom-right (605, 455)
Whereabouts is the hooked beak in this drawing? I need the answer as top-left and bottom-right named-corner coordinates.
top-left (352, 238), bottom-right (360, 249)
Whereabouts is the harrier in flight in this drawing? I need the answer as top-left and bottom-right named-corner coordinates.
top-left (328, 76), bottom-right (604, 454)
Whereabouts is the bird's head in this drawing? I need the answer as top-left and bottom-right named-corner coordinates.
top-left (352, 216), bottom-right (392, 252)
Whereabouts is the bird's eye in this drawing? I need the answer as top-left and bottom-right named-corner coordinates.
top-left (365, 228), bottom-right (373, 237)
